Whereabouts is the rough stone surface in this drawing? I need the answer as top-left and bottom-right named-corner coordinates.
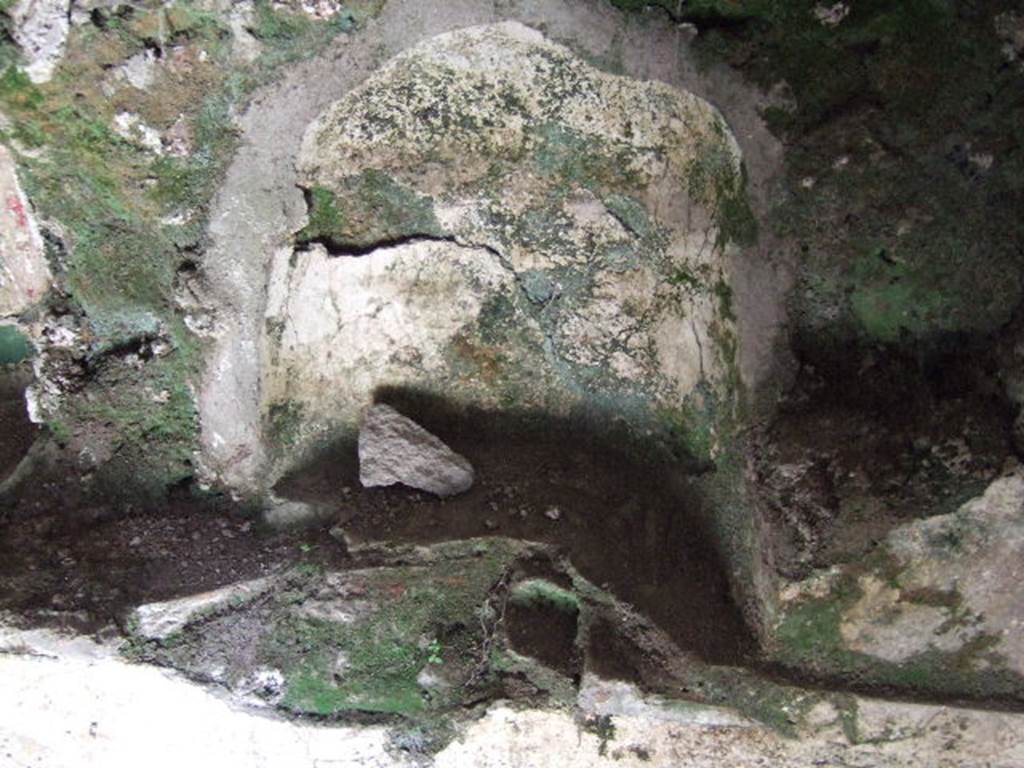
top-left (0, 145), bottom-right (51, 317)
top-left (112, 112), bottom-right (164, 154)
top-left (7, 3), bottom-right (1022, 765)
top-left (843, 471), bottom-right (1024, 673)
top-left (260, 21), bottom-right (745, 479)
top-left (777, 470), bottom-right (1024, 687)
top-left (839, 575), bottom-right (973, 662)
top-left (118, 540), bottom-right (523, 715)
top-left (9, 0), bottom-right (71, 83)
top-left (435, 698), bottom-right (1024, 767)
top-left (115, 49), bottom-right (157, 90)
top-left (198, 2), bottom-right (787, 499)
top-left (260, 493), bottom-right (331, 529)
top-left (194, 0), bottom-right (785, 638)
top-left (264, 237), bottom-right (524, 440)
top-left (0, 648), bottom-right (406, 768)
top-left (4, 627), bottom-right (1024, 767)
top-left (132, 577), bottom-right (275, 640)
top-left (358, 404), bottom-right (474, 497)
top-left (578, 676), bottom-right (752, 727)
top-left (0, 620), bottom-right (120, 659)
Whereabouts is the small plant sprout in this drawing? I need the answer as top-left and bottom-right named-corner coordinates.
top-left (428, 638), bottom-right (443, 665)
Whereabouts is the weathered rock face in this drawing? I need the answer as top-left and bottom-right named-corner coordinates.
top-left (122, 538), bottom-right (527, 716)
top-left (435, 697), bottom-right (1024, 768)
top-left (132, 577), bottom-right (275, 641)
top-left (846, 471), bottom-right (1024, 673)
top-left (0, 145), bottom-right (50, 318)
top-left (8, 0), bottom-right (71, 83)
top-left (0, 145), bottom-right (48, 476)
top-left (259, 21), bottom-right (748, 481)
top-left (773, 470), bottom-right (1024, 697)
top-left (5, 626), bottom-right (1024, 768)
top-left (358, 404), bottom-right (474, 497)
top-left (8, 0), bottom-right (1024, 763)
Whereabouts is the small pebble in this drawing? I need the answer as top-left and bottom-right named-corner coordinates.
top-left (544, 507), bottom-right (561, 521)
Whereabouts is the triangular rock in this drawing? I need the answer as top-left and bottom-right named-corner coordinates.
top-left (358, 404), bottom-right (474, 497)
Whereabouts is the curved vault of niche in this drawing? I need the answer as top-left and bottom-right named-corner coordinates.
top-left (245, 22), bottom-right (750, 483)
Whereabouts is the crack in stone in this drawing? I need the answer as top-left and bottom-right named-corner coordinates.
top-left (302, 229), bottom-right (584, 393)
top-left (452, 235), bottom-right (583, 391)
top-left (297, 233), bottom-right (460, 258)
top-left (690, 316), bottom-right (706, 382)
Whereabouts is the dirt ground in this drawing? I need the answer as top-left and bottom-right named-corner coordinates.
top-left (0, 488), bottom-right (344, 635)
top-left (276, 391), bottom-right (754, 667)
top-left (0, 391), bottom-right (752, 680)
top-left (2, 382), bottom-right (1020, 712)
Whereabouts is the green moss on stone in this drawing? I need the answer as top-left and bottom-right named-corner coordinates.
top-left (476, 293), bottom-right (517, 344)
top-left (532, 122), bottom-right (643, 191)
top-left (266, 543), bottom-right (515, 716)
top-left (250, 0), bottom-right (316, 44)
top-left (297, 186), bottom-right (346, 243)
top-left (637, 0), bottom-right (1024, 348)
top-left (266, 400), bottom-right (305, 456)
top-left (773, 575), bottom-right (1024, 700)
top-left (658, 383), bottom-right (725, 467)
top-left (775, 593), bottom-right (850, 660)
top-left (285, 665), bottom-right (425, 715)
top-left (604, 193), bottom-right (654, 238)
top-left (520, 271), bottom-right (557, 304)
top-left (0, 0), bottom-right (381, 496)
top-left (0, 326), bottom-right (32, 364)
top-left (69, 324), bottom-right (201, 494)
top-left (297, 171), bottom-right (442, 249)
top-left (509, 579), bottom-right (580, 614)
top-left (128, 3), bottom-right (227, 47)
top-left (685, 134), bottom-right (757, 248)
top-left (846, 248), bottom-right (1002, 343)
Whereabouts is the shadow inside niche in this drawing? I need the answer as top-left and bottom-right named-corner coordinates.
top-left (0, 369), bottom-right (39, 488)
top-left (273, 385), bottom-right (755, 666)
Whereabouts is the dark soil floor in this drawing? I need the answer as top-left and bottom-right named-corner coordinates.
top-left (0, 390), bottom-right (753, 671)
top-left (1, 381), bottom-right (1021, 712)
top-left (0, 495), bottom-right (344, 634)
top-left (275, 391), bottom-right (754, 667)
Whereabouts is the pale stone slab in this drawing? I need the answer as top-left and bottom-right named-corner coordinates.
top-left (9, 0), bottom-right (70, 83)
top-left (2, 631), bottom-right (1023, 768)
top-left (840, 471), bottom-right (1024, 673)
top-left (0, 145), bottom-right (50, 316)
top-left (132, 577), bottom-right (275, 640)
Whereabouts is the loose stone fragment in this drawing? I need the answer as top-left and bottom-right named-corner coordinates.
top-left (358, 404), bottom-right (474, 497)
